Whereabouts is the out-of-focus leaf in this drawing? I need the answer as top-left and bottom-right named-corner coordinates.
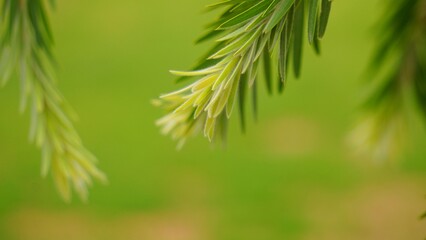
top-left (0, 0), bottom-right (105, 202)
top-left (263, 50), bottom-right (272, 94)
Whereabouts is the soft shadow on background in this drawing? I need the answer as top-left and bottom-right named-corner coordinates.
top-left (1, 0), bottom-right (426, 239)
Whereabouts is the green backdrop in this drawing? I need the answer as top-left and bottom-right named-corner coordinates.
top-left (0, 0), bottom-right (425, 239)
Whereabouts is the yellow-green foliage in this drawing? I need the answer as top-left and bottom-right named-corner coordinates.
top-left (156, 0), bottom-right (332, 146)
top-left (0, 0), bottom-right (106, 202)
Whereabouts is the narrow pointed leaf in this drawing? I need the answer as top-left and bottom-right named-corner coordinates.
top-left (263, 51), bottom-right (273, 94)
top-left (293, 0), bottom-right (304, 78)
top-left (265, 0), bottom-right (295, 32)
top-left (308, 0), bottom-right (319, 44)
top-left (318, 0), bottom-right (331, 38)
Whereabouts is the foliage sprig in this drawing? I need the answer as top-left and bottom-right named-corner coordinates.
top-left (0, 0), bottom-right (106, 202)
top-left (156, 0), bottom-right (333, 146)
top-left (351, 0), bottom-right (426, 160)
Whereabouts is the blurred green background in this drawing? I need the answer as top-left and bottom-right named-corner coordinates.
top-left (1, 0), bottom-right (426, 239)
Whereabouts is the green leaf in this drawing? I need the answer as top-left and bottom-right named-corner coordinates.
top-left (263, 50), bottom-right (273, 94)
top-left (318, 0), bottom-right (332, 39)
top-left (279, 7), bottom-right (294, 84)
top-left (308, 0), bottom-right (319, 44)
top-left (293, 0), bottom-right (304, 78)
top-left (238, 73), bottom-right (248, 132)
top-left (219, 0), bottom-right (275, 29)
top-left (313, 21), bottom-right (321, 54)
top-left (252, 80), bottom-right (258, 121)
top-left (265, 0), bottom-right (295, 32)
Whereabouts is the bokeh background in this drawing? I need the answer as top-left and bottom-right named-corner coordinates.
top-left (1, 0), bottom-right (426, 239)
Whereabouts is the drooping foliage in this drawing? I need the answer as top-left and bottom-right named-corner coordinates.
top-left (0, 0), bottom-right (106, 201)
top-left (351, 0), bottom-right (426, 160)
top-left (155, 0), bottom-right (332, 147)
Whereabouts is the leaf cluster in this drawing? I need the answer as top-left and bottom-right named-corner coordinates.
top-left (351, 0), bottom-right (426, 160)
top-left (0, 0), bottom-right (105, 202)
top-left (156, 0), bottom-right (332, 146)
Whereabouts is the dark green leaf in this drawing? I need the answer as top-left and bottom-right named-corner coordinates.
top-left (238, 73), bottom-right (248, 133)
top-left (279, 7), bottom-right (293, 84)
top-left (313, 21), bottom-right (321, 54)
top-left (308, 0), bottom-right (319, 44)
top-left (252, 80), bottom-right (258, 122)
top-left (318, 0), bottom-right (331, 39)
top-left (263, 50), bottom-right (273, 94)
top-left (293, 0), bottom-right (304, 78)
